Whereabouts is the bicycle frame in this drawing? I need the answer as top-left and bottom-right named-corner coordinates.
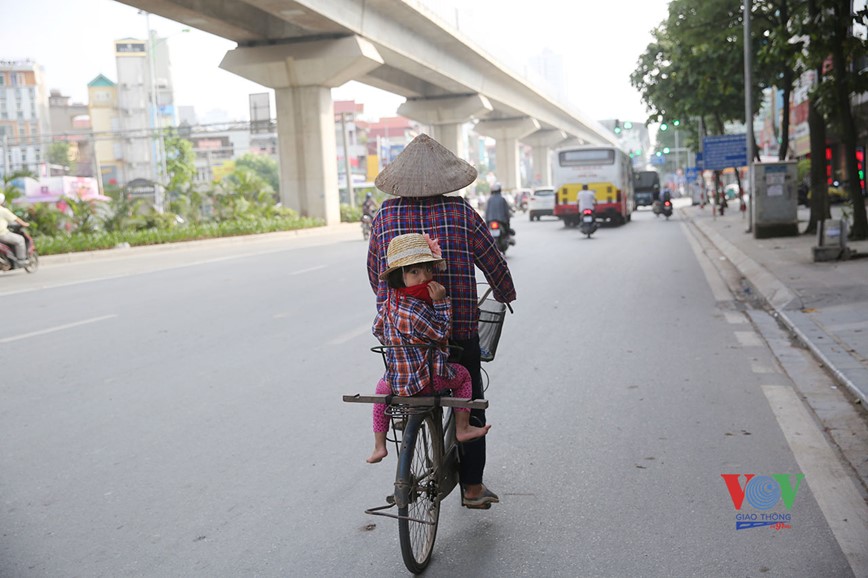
top-left (393, 406), bottom-right (459, 513)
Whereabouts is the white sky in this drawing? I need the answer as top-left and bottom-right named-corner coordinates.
top-left (0, 0), bottom-right (671, 124)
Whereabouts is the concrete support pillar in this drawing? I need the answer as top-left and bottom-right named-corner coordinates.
top-left (398, 94), bottom-right (493, 158)
top-left (220, 36), bottom-right (383, 224)
top-left (274, 85), bottom-right (337, 220)
top-left (524, 129), bottom-right (567, 186)
top-left (474, 117), bottom-right (540, 191)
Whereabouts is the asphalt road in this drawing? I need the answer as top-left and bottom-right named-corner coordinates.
top-left (0, 209), bottom-right (861, 577)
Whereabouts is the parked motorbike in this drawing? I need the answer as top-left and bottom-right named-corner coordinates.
top-left (488, 220), bottom-right (514, 254)
top-left (579, 208), bottom-right (598, 238)
top-left (0, 223), bottom-right (39, 273)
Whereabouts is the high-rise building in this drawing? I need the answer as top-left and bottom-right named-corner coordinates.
top-left (0, 59), bottom-right (50, 177)
top-left (91, 36), bottom-right (176, 188)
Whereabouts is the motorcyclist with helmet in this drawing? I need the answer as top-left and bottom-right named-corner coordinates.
top-left (0, 192), bottom-right (31, 266)
top-left (362, 191), bottom-right (378, 219)
top-left (484, 183), bottom-right (515, 243)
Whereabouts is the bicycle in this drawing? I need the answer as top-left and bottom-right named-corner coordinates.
top-left (343, 286), bottom-right (508, 573)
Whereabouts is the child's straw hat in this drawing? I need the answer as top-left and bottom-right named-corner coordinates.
top-left (375, 134), bottom-right (477, 197)
top-left (379, 233), bottom-right (446, 280)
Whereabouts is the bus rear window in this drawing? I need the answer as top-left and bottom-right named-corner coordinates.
top-left (559, 149), bottom-right (615, 166)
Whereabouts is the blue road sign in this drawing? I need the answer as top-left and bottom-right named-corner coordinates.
top-left (695, 152), bottom-right (703, 169)
top-left (685, 167), bottom-right (700, 182)
top-left (702, 134), bottom-right (748, 170)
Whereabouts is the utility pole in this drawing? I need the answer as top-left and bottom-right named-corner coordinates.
top-left (340, 112), bottom-right (355, 206)
top-left (144, 11), bottom-right (164, 212)
top-left (744, 0), bottom-right (754, 233)
top-left (2, 134), bottom-right (9, 176)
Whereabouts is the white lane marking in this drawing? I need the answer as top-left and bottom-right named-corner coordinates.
top-left (751, 361), bottom-right (778, 374)
top-left (291, 265), bottom-right (326, 275)
top-left (735, 331), bottom-right (763, 347)
top-left (762, 385), bottom-right (868, 576)
top-left (682, 222), bottom-right (733, 302)
top-left (724, 312), bottom-right (747, 324)
top-left (0, 314), bottom-right (118, 344)
top-left (329, 324), bottom-right (371, 345)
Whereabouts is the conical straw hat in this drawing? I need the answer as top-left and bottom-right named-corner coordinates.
top-left (378, 233), bottom-right (446, 280)
top-left (375, 133), bottom-right (477, 197)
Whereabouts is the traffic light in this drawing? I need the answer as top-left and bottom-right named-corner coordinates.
top-left (672, 119), bottom-right (680, 127)
top-left (660, 123), bottom-right (668, 131)
top-left (614, 119), bottom-right (622, 134)
top-left (656, 151), bottom-right (663, 157)
top-left (663, 147), bottom-right (671, 154)
top-left (624, 121), bottom-right (633, 130)
top-left (857, 147), bottom-right (865, 195)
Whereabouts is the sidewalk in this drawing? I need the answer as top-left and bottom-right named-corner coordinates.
top-left (682, 203), bottom-right (868, 407)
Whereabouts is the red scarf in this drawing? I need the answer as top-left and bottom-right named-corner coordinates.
top-left (396, 281), bottom-right (433, 305)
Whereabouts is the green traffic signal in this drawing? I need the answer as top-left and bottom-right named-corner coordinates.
top-left (624, 121), bottom-right (633, 130)
top-left (656, 151), bottom-right (662, 157)
top-left (673, 120), bottom-right (680, 127)
top-left (663, 147), bottom-right (670, 154)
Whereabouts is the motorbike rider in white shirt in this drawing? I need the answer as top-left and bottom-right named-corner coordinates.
top-left (577, 184), bottom-right (596, 213)
top-left (0, 192), bottom-right (30, 264)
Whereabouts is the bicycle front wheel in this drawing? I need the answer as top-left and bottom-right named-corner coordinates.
top-left (397, 412), bottom-right (443, 574)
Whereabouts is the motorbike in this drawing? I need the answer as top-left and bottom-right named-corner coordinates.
top-left (0, 223), bottom-right (39, 273)
top-left (487, 220), bottom-right (514, 254)
top-left (661, 199), bottom-right (673, 220)
top-left (361, 213), bottom-right (373, 240)
top-left (579, 208), bottom-right (598, 238)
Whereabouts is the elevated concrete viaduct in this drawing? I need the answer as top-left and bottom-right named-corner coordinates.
top-left (118, 0), bottom-right (619, 223)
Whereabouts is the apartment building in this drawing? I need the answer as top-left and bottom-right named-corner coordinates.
top-left (0, 59), bottom-right (50, 177)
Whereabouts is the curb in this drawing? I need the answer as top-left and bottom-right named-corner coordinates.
top-left (683, 208), bottom-right (868, 407)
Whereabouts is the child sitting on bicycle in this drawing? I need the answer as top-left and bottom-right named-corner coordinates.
top-left (367, 233), bottom-right (491, 464)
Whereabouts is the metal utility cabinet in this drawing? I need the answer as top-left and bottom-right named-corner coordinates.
top-left (751, 161), bottom-right (799, 238)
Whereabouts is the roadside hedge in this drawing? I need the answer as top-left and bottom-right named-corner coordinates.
top-left (37, 216), bottom-right (324, 256)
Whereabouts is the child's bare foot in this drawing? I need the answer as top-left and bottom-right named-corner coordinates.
top-left (456, 423), bottom-right (491, 443)
top-left (367, 447), bottom-right (388, 464)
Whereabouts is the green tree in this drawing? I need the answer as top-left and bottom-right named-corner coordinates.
top-left (163, 130), bottom-right (197, 195)
top-left (798, 0), bottom-right (868, 239)
top-left (47, 141), bottom-right (71, 173)
top-left (236, 153), bottom-right (280, 196)
top-left (755, 0), bottom-right (804, 161)
top-left (631, 0), bottom-right (765, 137)
top-left (2, 170), bottom-right (35, 210)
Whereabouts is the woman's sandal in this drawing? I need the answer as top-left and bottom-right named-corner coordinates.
top-left (462, 484), bottom-right (500, 509)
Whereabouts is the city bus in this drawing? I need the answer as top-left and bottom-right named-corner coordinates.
top-left (552, 145), bottom-right (634, 226)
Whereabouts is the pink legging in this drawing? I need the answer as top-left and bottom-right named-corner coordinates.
top-left (373, 363), bottom-right (472, 432)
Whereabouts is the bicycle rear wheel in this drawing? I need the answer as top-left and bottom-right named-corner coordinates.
top-left (397, 412), bottom-right (443, 574)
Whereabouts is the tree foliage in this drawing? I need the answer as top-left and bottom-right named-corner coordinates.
top-left (631, 0), bottom-right (766, 138)
top-left (235, 153), bottom-right (280, 195)
top-left (631, 0), bottom-right (868, 238)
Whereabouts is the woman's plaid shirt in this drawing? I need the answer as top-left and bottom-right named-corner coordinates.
top-left (367, 195), bottom-right (516, 341)
top-left (373, 293), bottom-right (455, 396)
